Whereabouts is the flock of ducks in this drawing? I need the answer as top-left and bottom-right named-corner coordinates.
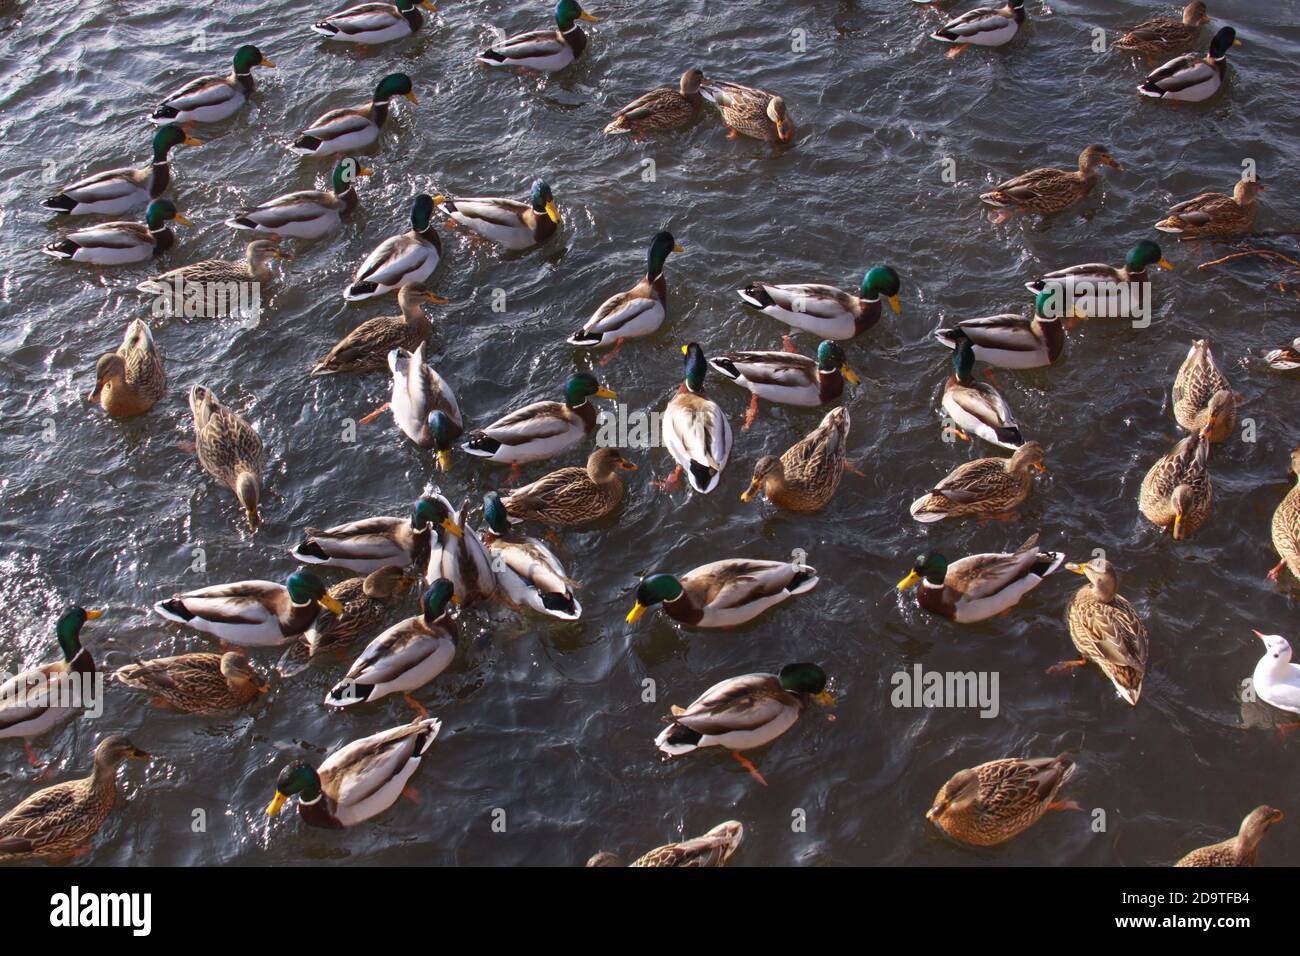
top-left (1, 1), bottom-right (1296, 867)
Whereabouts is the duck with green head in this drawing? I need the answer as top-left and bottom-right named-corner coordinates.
top-left (1026, 241), bottom-right (1173, 317)
top-left (313, 0), bottom-right (437, 45)
top-left (292, 73), bottom-right (417, 158)
top-left (42, 199), bottom-right (189, 264)
top-left (293, 492), bottom-right (458, 574)
top-left (942, 336), bottom-right (1024, 450)
top-left (1140, 25), bottom-right (1240, 102)
top-left (226, 157), bottom-right (371, 239)
top-left (897, 533), bottom-right (1064, 623)
top-left (709, 339), bottom-right (859, 431)
top-left (43, 125), bottom-right (201, 217)
top-left (627, 555), bottom-right (818, 629)
top-left (478, 0), bottom-right (599, 72)
top-left (934, 289), bottom-right (1078, 370)
top-left (345, 193), bottom-right (443, 301)
top-left (151, 44), bottom-right (275, 125)
top-left (154, 570), bottom-right (345, 647)
top-left (658, 342), bottom-right (732, 494)
top-left (462, 372), bottom-right (617, 467)
top-left (435, 179), bottom-right (561, 251)
top-left (481, 492), bottom-right (581, 620)
top-left (358, 342), bottom-right (463, 465)
top-left (567, 231), bottom-right (684, 358)
top-left (738, 265), bottom-right (901, 341)
top-left (426, 499), bottom-right (496, 607)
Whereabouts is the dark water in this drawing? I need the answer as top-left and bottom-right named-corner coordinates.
top-left (0, 0), bottom-right (1298, 866)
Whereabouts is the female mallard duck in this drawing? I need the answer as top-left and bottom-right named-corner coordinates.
top-left (0, 736), bottom-right (149, 862)
top-left (154, 570), bottom-right (345, 647)
top-left (187, 384), bottom-right (266, 530)
top-left (226, 158), bottom-right (370, 240)
top-left (1139, 26), bottom-right (1239, 102)
top-left (1156, 177), bottom-right (1261, 238)
top-left (587, 820), bottom-right (744, 867)
top-left (435, 179), bottom-right (559, 251)
top-left (1115, 2), bottom-right (1210, 59)
top-left (89, 319), bottom-right (165, 418)
top-left (1139, 432), bottom-right (1212, 540)
top-left (151, 45), bottom-right (275, 125)
top-left (326, 581), bottom-right (456, 709)
top-left (910, 441), bottom-right (1046, 523)
top-left (627, 557), bottom-right (818, 629)
top-left (137, 239), bottom-right (286, 295)
top-left (360, 344), bottom-right (463, 467)
top-left (478, 0), bottom-right (598, 73)
top-left (267, 717), bottom-right (440, 828)
top-left (42, 199), bottom-right (188, 264)
top-left (737, 266), bottom-right (901, 342)
top-left (926, 753), bottom-right (1076, 847)
top-left (709, 339), bottom-right (859, 431)
top-left (659, 343), bottom-right (732, 494)
top-left (1264, 338), bottom-right (1300, 371)
top-left (462, 373), bottom-right (616, 467)
top-left (344, 194), bottom-right (442, 301)
top-left (312, 285), bottom-right (444, 377)
top-left (941, 337), bottom-right (1023, 449)
top-left (1024, 241), bottom-right (1173, 315)
top-left (291, 73), bottom-right (416, 158)
top-left (1172, 338), bottom-right (1236, 442)
top-left (980, 145), bottom-right (1122, 220)
top-left (929, 0), bottom-right (1026, 59)
top-left (313, 0), bottom-right (437, 45)
top-left (427, 500), bottom-right (496, 606)
top-left (897, 533), bottom-right (1064, 624)
top-left (298, 566), bottom-right (417, 660)
top-left (604, 69), bottom-right (705, 136)
top-left (41, 126), bottom-right (200, 217)
top-left (482, 492), bottom-right (580, 620)
top-left (499, 447), bottom-right (636, 527)
top-left (1175, 806), bottom-right (1284, 867)
top-left (742, 406), bottom-right (849, 512)
top-left (699, 80), bottom-right (793, 144)
top-left (292, 494), bottom-right (455, 574)
top-left (113, 651), bottom-right (266, 714)
top-left (566, 232), bottom-right (683, 357)
top-left (934, 290), bottom-right (1072, 369)
top-left (1051, 559), bottom-right (1148, 706)
top-left (1268, 447), bottom-right (1300, 582)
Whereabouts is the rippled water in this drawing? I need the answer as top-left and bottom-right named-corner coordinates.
top-left (0, 0), bottom-right (1298, 866)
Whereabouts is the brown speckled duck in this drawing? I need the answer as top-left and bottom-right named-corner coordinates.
top-left (1268, 447), bottom-right (1300, 582)
top-left (699, 80), bottom-right (793, 144)
top-left (90, 319), bottom-right (166, 418)
top-left (1156, 178), bottom-right (1262, 239)
top-left (742, 406), bottom-right (850, 512)
top-left (1172, 338), bottom-right (1236, 443)
top-left (1174, 806), bottom-right (1284, 867)
top-left (910, 441), bottom-right (1046, 523)
top-left (114, 651), bottom-right (266, 714)
top-left (187, 384), bottom-right (266, 530)
top-left (1052, 558), bottom-right (1148, 706)
top-left (1115, 2), bottom-right (1210, 59)
top-left (1139, 431), bottom-right (1212, 540)
top-left (980, 145), bottom-right (1122, 220)
top-left (604, 69), bottom-right (705, 136)
top-left (927, 753), bottom-right (1077, 847)
top-left (587, 820), bottom-right (744, 867)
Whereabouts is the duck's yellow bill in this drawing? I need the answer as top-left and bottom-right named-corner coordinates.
top-left (580, 11), bottom-right (599, 21)
top-left (405, 91), bottom-right (419, 105)
top-left (887, 294), bottom-right (901, 315)
top-left (357, 167), bottom-right (374, 177)
top-left (260, 58), bottom-right (276, 68)
top-left (595, 386), bottom-right (617, 400)
top-left (626, 602), bottom-right (647, 624)
top-left (441, 518), bottom-right (464, 539)
top-left (436, 449), bottom-right (452, 472)
top-left (426, 292), bottom-right (450, 304)
top-left (896, 570), bottom-right (921, 591)
top-left (813, 691), bottom-right (835, 707)
top-left (740, 479), bottom-right (761, 503)
top-left (183, 135), bottom-right (202, 146)
top-left (1032, 462), bottom-right (1048, 474)
top-left (1172, 514), bottom-right (1183, 540)
top-left (85, 609), bottom-right (104, 620)
top-left (174, 214), bottom-right (193, 226)
top-left (421, 0), bottom-right (437, 9)
top-left (1065, 562), bottom-right (1087, 575)
top-left (545, 200), bottom-right (560, 223)
top-left (1157, 257), bottom-right (1174, 270)
top-left (841, 365), bottom-right (861, 385)
top-left (320, 594), bottom-right (346, 615)
top-left (266, 792), bottom-right (288, 816)
top-left (673, 243), bottom-right (684, 253)
top-left (1233, 38), bottom-right (1242, 45)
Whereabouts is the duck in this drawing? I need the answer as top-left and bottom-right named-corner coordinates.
top-left (941, 337), bottom-right (1024, 449)
top-left (626, 557), bottom-right (818, 629)
top-left (498, 447), bottom-right (636, 527)
top-left (742, 406), bottom-right (850, 512)
top-left (291, 74), bottom-right (416, 158)
top-left (604, 69), bottom-right (705, 136)
top-left (699, 80), bottom-right (794, 144)
top-left (0, 736), bottom-right (149, 862)
top-left (1024, 241), bottom-right (1173, 317)
top-left (980, 145), bottom-right (1122, 220)
top-left (478, 0), bottom-right (598, 73)
top-left (154, 570), bottom-right (345, 647)
top-left (186, 384), bottom-right (266, 530)
top-left (934, 290), bottom-right (1072, 369)
top-left (1269, 448), bottom-right (1300, 582)
top-left (294, 566), bottom-right (418, 665)
top-left (361, 344), bottom-right (463, 467)
top-left (225, 158), bottom-right (370, 240)
top-left (1156, 177), bottom-right (1262, 239)
top-left (344, 194), bottom-right (442, 300)
top-left (587, 821), bottom-right (744, 867)
top-left (325, 581), bottom-right (456, 709)
top-left (1139, 432), bottom-right (1212, 540)
top-left (41, 125), bottom-right (200, 217)
top-left (1139, 26), bottom-right (1239, 102)
top-left (113, 651), bottom-right (267, 715)
top-left (566, 232), bottom-right (682, 357)
top-left (89, 319), bottom-right (166, 418)
top-left (292, 494), bottom-right (456, 574)
top-left (42, 199), bottom-right (188, 264)
top-left (928, 0), bottom-right (1026, 59)
top-left (1172, 338), bottom-right (1236, 442)
top-left (910, 441), bottom-right (1046, 522)
top-left (1175, 806), bottom-right (1284, 867)
top-left (1115, 2), bottom-right (1210, 60)
top-left (481, 492), bottom-right (580, 620)
top-left (426, 499), bottom-right (496, 606)
top-left (1248, 632), bottom-right (1300, 729)
top-left (137, 239), bottom-right (287, 295)
top-left (1052, 559), bottom-right (1148, 706)
top-left (150, 45), bottom-right (275, 125)
top-left (737, 266), bottom-right (901, 341)
top-left (897, 533), bottom-right (1064, 623)
top-left (435, 179), bottom-right (559, 251)
top-left (266, 717), bottom-right (440, 828)
top-left (926, 754), bottom-right (1076, 847)
top-left (709, 339), bottom-right (859, 431)
top-left (462, 373), bottom-right (616, 467)
top-left (660, 343), bottom-right (732, 495)
top-left (313, 285), bottom-right (444, 377)
top-left (1264, 338), bottom-right (1300, 371)
top-left (313, 0), bottom-right (437, 45)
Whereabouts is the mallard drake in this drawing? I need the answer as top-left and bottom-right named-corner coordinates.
top-left (627, 557), bottom-right (818, 629)
top-left (291, 73), bottom-right (416, 158)
top-left (1052, 559), bottom-right (1148, 705)
top-left (587, 820), bottom-right (744, 867)
top-left (499, 447), bottom-right (635, 526)
top-left (478, 0), bottom-right (598, 73)
top-left (897, 533), bottom-right (1064, 623)
top-left (941, 337), bottom-right (1023, 449)
top-left (298, 566), bottom-right (418, 661)
top-left (435, 180), bottom-right (559, 251)
top-left (1115, 2), bottom-right (1210, 59)
top-left (980, 145), bottom-right (1121, 220)
top-left (1269, 448), bottom-right (1300, 582)
top-left (150, 45), bottom-right (274, 125)
top-left (0, 736), bottom-right (149, 862)
top-left (42, 199), bottom-right (188, 264)
top-left (1249, 632), bottom-right (1300, 725)
top-left (137, 239), bottom-right (287, 295)
top-left (427, 499), bottom-right (496, 606)
top-left (934, 290), bottom-right (1072, 369)
top-left (113, 651), bottom-right (266, 714)
top-left (1172, 338), bottom-right (1236, 442)
top-left (482, 492), bottom-right (580, 620)
top-left (226, 158), bottom-right (370, 240)
top-left (926, 753), bottom-right (1076, 847)
top-left (699, 80), bottom-right (793, 144)
top-left (910, 441), bottom-right (1046, 523)
top-left (1156, 177), bottom-right (1261, 238)
top-left (1139, 26), bottom-right (1239, 101)
top-left (742, 406), bottom-right (849, 512)
top-left (462, 373), bottom-right (616, 466)
top-left (326, 581), bottom-right (456, 708)
top-left (313, 285), bottom-right (443, 377)
top-left (267, 717), bottom-right (440, 827)
top-left (1264, 338), bottom-right (1300, 371)
top-left (187, 384), bottom-right (266, 530)
top-left (313, 0), bottom-right (437, 45)
top-left (929, 0), bottom-right (1026, 58)
top-left (41, 126), bottom-right (200, 217)
top-left (1139, 432), bottom-right (1212, 540)
top-left (566, 232), bottom-right (682, 355)
top-left (709, 339), bottom-right (858, 431)
top-left (292, 494), bottom-right (455, 574)
top-left (659, 343), bottom-right (732, 494)
top-left (1024, 241), bottom-right (1173, 316)
top-left (344, 195), bottom-right (442, 301)
top-left (1175, 805), bottom-right (1284, 867)
top-left (362, 344), bottom-right (463, 467)
top-left (604, 69), bottom-right (705, 136)
top-left (154, 570), bottom-right (344, 647)
top-left (737, 266), bottom-right (901, 342)
top-left (89, 319), bottom-right (165, 418)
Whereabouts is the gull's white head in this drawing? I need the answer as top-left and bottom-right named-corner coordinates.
top-left (1253, 630), bottom-right (1293, 663)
